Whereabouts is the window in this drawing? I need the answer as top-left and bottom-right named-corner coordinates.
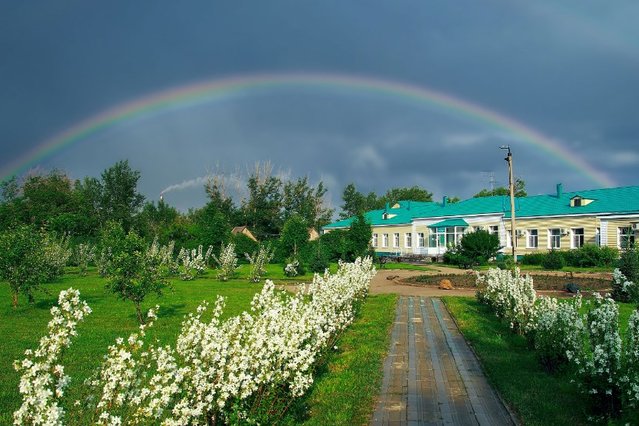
top-left (417, 232), bottom-right (425, 248)
top-left (619, 227), bottom-right (635, 249)
top-left (429, 226), bottom-right (466, 248)
top-left (572, 228), bottom-right (585, 248)
top-left (549, 228), bottom-right (561, 249)
top-left (405, 232), bottom-right (412, 248)
top-left (596, 227), bottom-right (601, 246)
top-left (382, 234), bottom-right (388, 248)
top-left (489, 225), bottom-right (499, 235)
top-left (372, 233), bottom-right (378, 247)
top-left (393, 233), bottom-right (400, 248)
top-left (527, 229), bottom-right (538, 248)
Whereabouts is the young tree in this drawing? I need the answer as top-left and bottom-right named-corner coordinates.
top-left (339, 183), bottom-right (378, 219)
top-left (99, 160), bottom-right (145, 230)
top-left (0, 225), bottom-right (46, 307)
top-left (345, 213), bottom-right (373, 261)
top-left (279, 214), bottom-right (310, 261)
top-left (102, 224), bottom-right (168, 323)
top-left (452, 230), bottom-right (501, 267)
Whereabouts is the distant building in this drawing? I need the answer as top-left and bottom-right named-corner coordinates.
top-left (308, 227), bottom-right (320, 241)
top-left (231, 226), bottom-right (258, 242)
top-left (322, 184), bottom-right (639, 259)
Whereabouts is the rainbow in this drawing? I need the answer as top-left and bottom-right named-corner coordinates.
top-left (1, 72), bottom-right (616, 187)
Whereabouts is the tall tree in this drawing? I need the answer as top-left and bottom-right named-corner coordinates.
top-left (204, 175), bottom-right (238, 222)
top-left (344, 213), bottom-right (373, 261)
top-left (473, 178), bottom-right (527, 198)
top-left (241, 164), bottom-right (283, 240)
top-left (21, 170), bottom-right (76, 229)
top-left (340, 183), bottom-right (378, 219)
top-left (99, 160), bottom-right (145, 230)
top-left (282, 177), bottom-right (333, 229)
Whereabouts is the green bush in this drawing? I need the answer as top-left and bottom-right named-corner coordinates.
top-left (320, 230), bottom-right (348, 261)
top-left (542, 249), bottom-right (566, 270)
top-left (618, 247), bottom-right (639, 283)
top-left (307, 241), bottom-right (330, 273)
top-left (233, 233), bottom-right (259, 263)
top-left (521, 252), bottom-right (545, 265)
top-left (445, 230), bottom-right (500, 268)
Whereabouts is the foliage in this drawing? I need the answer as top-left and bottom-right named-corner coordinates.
top-left (191, 203), bottom-right (232, 251)
top-left (459, 230), bottom-right (501, 266)
top-left (344, 213), bottom-right (372, 262)
top-left (12, 288), bottom-right (92, 426)
top-left (241, 163), bottom-right (284, 240)
top-left (211, 242), bottom-right (238, 281)
top-left (245, 244), bottom-right (275, 283)
top-left (0, 225), bottom-right (47, 307)
top-left (73, 243), bottom-right (96, 276)
top-left (99, 160), bottom-right (145, 231)
top-left (102, 227), bottom-right (169, 323)
top-left (41, 232), bottom-right (72, 282)
top-left (146, 238), bottom-right (178, 276)
top-left (618, 246), bottom-right (639, 284)
top-left (232, 233), bottom-right (258, 263)
top-left (541, 249), bottom-right (566, 270)
top-left (339, 183), bottom-right (432, 219)
top-left (13, 259), bottom-right (375, 425)
top-left (528, 295), bottom-right (585, 371)
top-left (284, 258), bottom-right (302, 277)
top-left (308, 242), bottom-right (330, 273)
top-left (319, 230), bottom-right (348, 262)
top-left (624, 310), bottom-right (639, 408)
top-left (177, 245), bottom-right (212, 281)
top-left (562, 244), bottom-right (618, 268)
top-left (282, 176), bottom-right (333, 229)
top-left (476, 268), bottom-right (536, 333)
top-left (278, 214), bottom-right (309, 261)
top-left (473, 177), bottom-right (527, 198)
top-left (611, 268), bottom-right (639, 304)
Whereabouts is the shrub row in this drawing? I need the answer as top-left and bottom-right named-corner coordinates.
top-left (520, 244), bottom-right (618, 269)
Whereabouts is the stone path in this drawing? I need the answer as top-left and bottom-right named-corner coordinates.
top-left (371, 296), bottom-right (515, 426)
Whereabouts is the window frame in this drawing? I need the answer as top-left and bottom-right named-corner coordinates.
top-left (527, 229), bottom-right (538, 249)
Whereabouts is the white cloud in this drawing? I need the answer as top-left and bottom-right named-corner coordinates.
top-left (609, 151), bottom-right (639, 166)
top-left (351, 145), bottom-right (387, 171)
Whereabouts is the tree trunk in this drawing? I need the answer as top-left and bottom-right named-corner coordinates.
top-left (12, 291), bottom-right (18, 309)
top-left (135, 302), bottom-right (145, 325)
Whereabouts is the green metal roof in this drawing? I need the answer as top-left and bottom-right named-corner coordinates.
top-left (428, 218), bottom-right (469, 228)
top-left (321, 186), bottom-right (639, 231)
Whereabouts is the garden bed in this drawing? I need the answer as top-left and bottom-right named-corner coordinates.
top-left (403, 272), bottom-right (612, 291)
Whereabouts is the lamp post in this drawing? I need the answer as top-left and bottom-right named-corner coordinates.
top-left (500, 145), bottom-right (517, 260)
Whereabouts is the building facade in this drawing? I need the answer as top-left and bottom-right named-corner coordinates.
top-left (323, 184), bottom-right (639, 259)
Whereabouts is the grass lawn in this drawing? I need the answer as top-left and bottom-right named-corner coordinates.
top-left (443, 296), bottom-right (639, 425)
top-left (294, 294), bottom-right (398, 425)
top-left (1, 265), bottom-right (396, 425)
top-left (378, 262), bottom-right (435, 272)
top-left (0, 268), bottom-right (265, 424)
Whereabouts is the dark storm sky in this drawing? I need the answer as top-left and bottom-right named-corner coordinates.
top-left (1, 0), bottom-right (638, 211)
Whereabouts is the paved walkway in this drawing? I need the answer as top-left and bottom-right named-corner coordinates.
top-left (371, 296), bottom-right (515, 426)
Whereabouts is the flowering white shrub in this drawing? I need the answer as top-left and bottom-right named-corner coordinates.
top-left (569, 293), bottom-right (623, 416)
top-left (623, 309), bottom-right (639, 407)
top-left (147, 238), bottom-right (178, 276)
top-left (211, 242), bottom-right (238, 281)
top-left (74, 243), bottom-right (96, 276)
top-left (178, 245), bottom-right (212, 281)
top-left (284, 259), bottom-right (300, 277)
top-left (42, 233), bottom-right (72, 282)
top-left (476, 267), bottom-right (536, 332)
top-left (611, 268), bottom-right (639, 303)
top-left (15, 258), bottom-right (375, 425)
top-left (529, 295), bottom-right (585, 371)
top-left (13, 288), bottom-right (92, 426)
top-left (96, 247), bottom-right (112, 278)
top-left (245, 244), bottom-right (274, 283)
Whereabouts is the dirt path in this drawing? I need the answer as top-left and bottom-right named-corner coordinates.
top-left (371, 268), bottom-right (476, 298)
top-left (371, 296), bottom-right (516, 425)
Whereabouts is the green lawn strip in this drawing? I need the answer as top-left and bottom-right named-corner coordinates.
top-left (0, 268), bottom-right (262, 424)
top-left (467, 264), bottom-right (612, 273)
top-left (443, 297), bottom-right (639, 425)
top-left (294, 294), bottom-right (398, 426)
top-left (379, 262), bottom-right (434, 272)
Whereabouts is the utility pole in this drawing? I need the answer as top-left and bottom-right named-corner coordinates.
top-left (500, 145), bottom-right (517, 260)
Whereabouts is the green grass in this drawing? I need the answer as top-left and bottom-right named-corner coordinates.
top-left (379, 262), bottom-right (434, 272)
top-left (1, 266), bottom-right (394, 425)
top-left (442, 296), bottom-right (639, 425)
top-left (0, 268), bottom-right (263, 424)
top-left (294, 294), bottom-right (398, 425)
